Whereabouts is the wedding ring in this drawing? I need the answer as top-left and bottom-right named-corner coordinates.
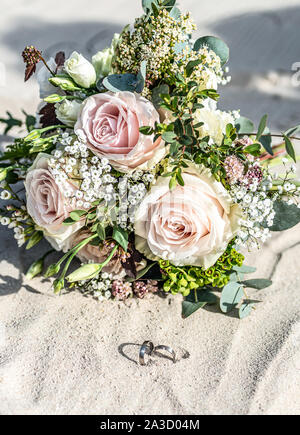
top-left (139, 340), bottom-right (154, 366)
top-left (154, 345), bottom-right (176, 363)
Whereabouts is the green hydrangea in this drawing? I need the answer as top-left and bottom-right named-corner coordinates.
top-left (159, 244), bottom-right (244, 296)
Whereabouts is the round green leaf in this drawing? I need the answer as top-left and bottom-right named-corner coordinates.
top-left (239, 301), bottom-right (255, 319)
top-left (194, 36), bottom-right (229, 65)
top-left (235, 116), bottom-right (254, 135)
top-left (103, 73), bottom-right (138, 93)
top-left (242, 279), bottom-right (272, 290)
top-left (220, 282), bottom-right (244, 313)
top-left (267, 200), bottom-right (300, 231)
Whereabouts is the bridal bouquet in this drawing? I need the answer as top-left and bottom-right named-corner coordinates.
top-left (1, 0), bottom-right (300, 319)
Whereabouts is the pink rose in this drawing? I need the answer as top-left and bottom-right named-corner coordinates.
top-left (74, 91), bottom-right (165, 172)
top-left (135, 163), bottom-right (242, 269)
top-left (24, 153), bottom-right (83, 250)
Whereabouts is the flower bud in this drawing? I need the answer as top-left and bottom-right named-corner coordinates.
top-left (26, 258), bottom-right (44, 279)
top-left (49, 75), bottom-right (81, 92)
top-left (53, 278), bottom-right (64, 294)
top-left (44, 94), bottom-right (66, 104)
top-left (67, 263), bottom-right (102, 282)
top-left (64, 52), bottom-right (96, 88)
top-left (45, 263), bottom-right (60, 278)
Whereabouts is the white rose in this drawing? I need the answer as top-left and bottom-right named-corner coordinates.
top-left (37, 57), bottom-right (63, 99)
top-left (193, 108), bottom-right (235, 145)
top-left (64, 51), bottom-right (96, 88)
top-left (135, 162), bottom-right (242, 269)
top-left (55, 99), bottom-right (82, 127)
top-left (92, 33), bottom-right (120, 79)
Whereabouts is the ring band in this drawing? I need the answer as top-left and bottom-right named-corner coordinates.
top-left (154, 345), bottom-right (176, 363)
top-left (139, 341), bottom-right (154, 366)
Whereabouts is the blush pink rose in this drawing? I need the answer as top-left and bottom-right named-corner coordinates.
top-left (74, 91), bottom-right (165, 172)
top-left (24, 153), bottom-right (83, 250)
top-left (135, 163), bottom-right (242, 269)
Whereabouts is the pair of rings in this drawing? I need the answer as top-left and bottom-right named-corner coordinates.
top-left (139, 341), bottom-right (176, 365)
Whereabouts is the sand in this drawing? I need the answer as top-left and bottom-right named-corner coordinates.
top-left (0, 0), bottom-right (300, 415)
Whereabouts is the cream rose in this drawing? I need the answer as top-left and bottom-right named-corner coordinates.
top-left (24, 153), bottom-right (83, 251)
top-left (134, 163), bottom-right (242, 269)
top-left (92, 33), bottom-right (120, 79)
top-left (64, 51), bottom-right (96, 88)
top-left (194, 108), bottom-right (235, 145)
top-left (55, 99), bottom-right (82, 127)
top-left (74, 91), bottom-right (166, 173)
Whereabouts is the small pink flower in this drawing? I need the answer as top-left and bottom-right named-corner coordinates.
top-left (74, 91), bottom-right (165, 172)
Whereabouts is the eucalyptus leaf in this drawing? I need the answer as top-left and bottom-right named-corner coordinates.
top-left (142, 0), bottom-right (158, 13)
top-left (194, 36), bottom-right (229, 65)
top-left (186, 289), bottom-right (218, 304)
top-left (284, 124), bottom-right (300, 137)
top-left (182, 300), bottom-right (207, 319)
top-left (136, 60), bottom-right (147, 93)
top-left (242, 279), bottom-right (272, 290)
top-left (220, 282), bottom-right (244, 313)
top-left (169, 6), bottom-right (181, 20)
top-left (283, 134), bottom-right (297, 163)
top-left (239, 301), bottom-right (255, 319)
top-left (256, 114), bottom-right (268, 141)
top-left (267, 200), bottom-right (300, 231)
top-left (102, 73), bottom-right (138, 93)
top-left (260, 132), bottom-right (273, 155)
top-left (232, 265), bottom-right (256, 274)
top-left (235, 116), bottom-right (254, 135)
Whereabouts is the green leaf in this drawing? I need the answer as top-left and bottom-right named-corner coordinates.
top-left (284, 124), bottom-right (300, 137)
top-left (126, 262), bottom-right (156, 282)
top-left (244, 143), bottom-right (261, 156)
top-left (220, 282), bottom-right (244, 313)
top-left (283, 134), bottom-right (297, 163)
top-left (63, 217), bottom-right (76, 226)
top-left (235, 116), bottom-right (254, 135)
top-left (186, 289), bottom-right (218, 304)
top-left (112, 226), bottom-right (128, 251)
top-left (232, 265), bottom-right (256, 274)
top-left (26, 231), bottom-right (43, 250)
top-left (102, 73), bottom-right (138, 93)
top-left (242, 279), bottom-right (272, 290)
top-left (169, 6), bottom-right (181, 20)
top-left (182, 300), bottom-right (207, 319)
top-left (260, 132), bottom-right (273, 155)
top-left (139, 126), bottom-right (153, 135)
top-left (256, 114), bottom-right (268, 141)
top-left (97, 223), bottom-right (106, 241)
top-left (185, 59), bottom-right (202, 77)
top-left (136, 60), bottom-right (147, 93)
top-left (239, 301), bottom-right (255, 319)
top-left (142, 0), bottom-right (158, 12)
top-left (152, 84), bottom-right (170, 109)
top-left (267, 200), bottom-right (300, 231)
top-left (169, 175), bottom-right (177, 190)
top-left (69, 210), bottom-right (87, 222)
top-left (194, 36), bottom-right (229, 65)
top-left (162, 131), bottom-right (177, 142)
